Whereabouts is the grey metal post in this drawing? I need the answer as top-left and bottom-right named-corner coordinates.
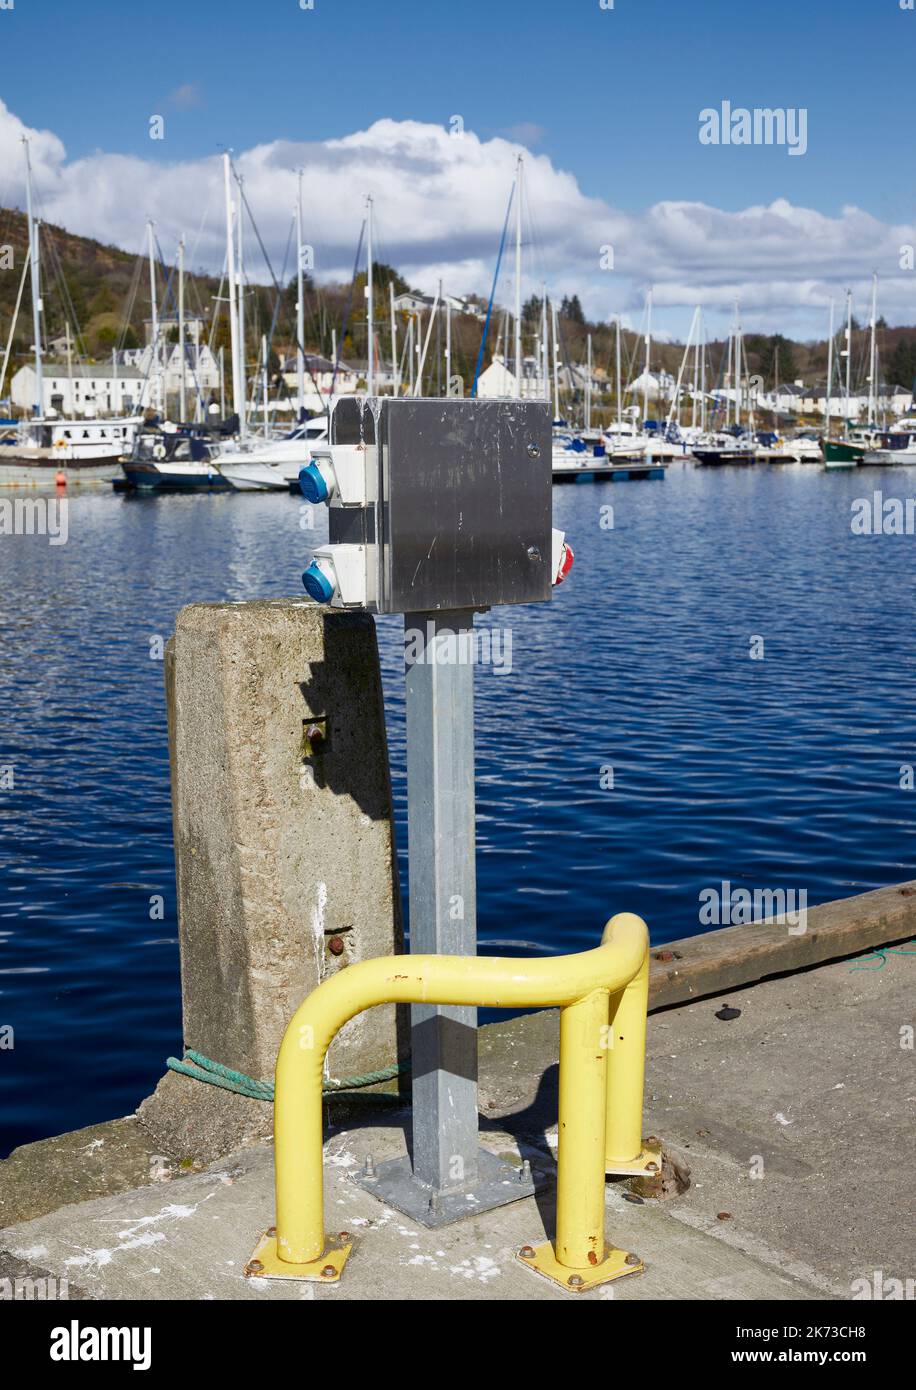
top-left (405, 609), bottom-right (479, 1192)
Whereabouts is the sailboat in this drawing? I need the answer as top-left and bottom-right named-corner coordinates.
top-left (823, 282), bottom-right (883, 468)
top-left (692, 306), bottom-right (757, 465)
top-left (1, 139), bottom-right (142, 486)
top-left (218, 170), bottom-right (335, 491)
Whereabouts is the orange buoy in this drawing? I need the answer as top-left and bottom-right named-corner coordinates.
top-left (54, 470), bottom-right (67, 488)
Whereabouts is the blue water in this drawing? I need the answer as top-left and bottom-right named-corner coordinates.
top-left (2, 463), bottom-right (915, 1154)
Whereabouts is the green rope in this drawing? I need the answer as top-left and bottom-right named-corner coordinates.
top-left (850, 946), bottom-right (916, 972)
top-left (166, 1049), bottom-right (407, 1103)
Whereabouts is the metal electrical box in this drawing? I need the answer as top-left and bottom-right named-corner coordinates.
top-left (304, 396), bottom-right (553, 615)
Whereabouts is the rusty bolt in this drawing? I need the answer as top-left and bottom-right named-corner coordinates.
top-left (245, 1259), bottom-right (264, 1276)
top-left (519, 1245), bottom-right (536, 1259)
top-left (717, 1211), bottom-right (732, 1221)
top-left (328, 936), bottom-right (345, 956)
top-left (654, 950), bottom-right (675, 962)
top-left (624, 1253), bottom-right (641, 1266)
top-left (646, 1135), bottom-right (661, 1147)
top-left (306, 724), bottom-right (325, 751)
top-left (321, 1264), bottom-right (337, 1278)
top-left (567, 1274), bottom-right (584, 1287)
top-left (338, 1231), bottom-right (351, 1243)
top-left (267, 1226), bottom-right (277, 1237)
top-left (646, 1161), bottom-right (659, 1174)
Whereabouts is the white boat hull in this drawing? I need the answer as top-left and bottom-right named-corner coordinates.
top-left (0, 455), bottom-right (122, 486)
top-left (863, 449), bottom-right (916, 465)
top-left (219, 460), bottom-right (290, 491)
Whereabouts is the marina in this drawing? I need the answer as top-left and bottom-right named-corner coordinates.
top-left (1, 0), bottom-right (914, 1335)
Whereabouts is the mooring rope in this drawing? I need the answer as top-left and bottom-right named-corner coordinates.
top-left (849, 945), bottom-right (916, 972)
top-left (166, 1049), bottom-right (406, 1103)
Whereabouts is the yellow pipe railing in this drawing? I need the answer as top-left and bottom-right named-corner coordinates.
top-left (250, 911), bottom-right (651, 1290)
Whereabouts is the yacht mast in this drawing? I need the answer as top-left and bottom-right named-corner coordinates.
top-left (586, 332), bottom-right (592, 430)
top-left (541, 284), bottom-right (548, 401)
top-left (551, 301), bottom-right (561, 419)
top-left (222, 153), bottom-right (244, 436)
top-left (366, 194), bottom-right (374, 397)
top-left (868, 272), bottom-right (878, 428)
top-left (21, 138), bottom-right (43, 418)
top-left (693, 315), bottom-right (703, 430)
top-left (178, 236), bottom-right (187, 422)
top-left (296, 171), bottom-right (305, 416)
top-left (844, 289), bottom-right (853, 418)
top-left (236, 173), bottom-right (247, 438)
top-left (445, 294), bottom-right (451, 398)
top-left (643, 289), bottom-right (652, 428)
top-left (261, 333), bottom-right (269, 431)
top-left (147, 219), bottom-right (160, 414)
top-left (615, 314), bottom-right (622, 430)
top-left (389, 281), bottom-right (398, 395)
top-left (825, 300), bottom-right (834, 441)
top-left (514, 155), bottom-right (523, 399)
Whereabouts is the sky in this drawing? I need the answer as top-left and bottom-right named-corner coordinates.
top-left (1, 0), bottom-right (915, 339)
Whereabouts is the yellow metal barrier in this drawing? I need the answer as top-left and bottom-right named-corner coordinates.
top-left (247, 911), bottom-right (655, 1293)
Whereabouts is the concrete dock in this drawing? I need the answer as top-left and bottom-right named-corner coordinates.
top-left (2, 933), bottom-right (911, 1301)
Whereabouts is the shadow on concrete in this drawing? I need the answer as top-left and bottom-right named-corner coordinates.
top-left (324, 1060), bottom-right (563, 1243)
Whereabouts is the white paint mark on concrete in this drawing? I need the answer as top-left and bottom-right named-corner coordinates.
top-left (448, 1255), bottom-right (501, 1283)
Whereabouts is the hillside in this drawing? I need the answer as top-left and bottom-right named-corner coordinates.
top-left (3, 205), bottom-right (916, 401)
top-left (0, 206), bottom-right (230, 365)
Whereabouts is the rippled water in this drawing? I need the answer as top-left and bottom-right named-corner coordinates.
top-left (1, 463), bottom-right (914, 1152)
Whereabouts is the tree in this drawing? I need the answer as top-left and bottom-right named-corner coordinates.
top-left (751, 333), bottom-right (797, 388)
top-left (522, 294), bottom-right (542, 325)
top-left (560, 294), bottom-right (585, 325)
top-left (369, 262), bottom-right (409, 296)
top-left (889, 339), bottom-right (916, 389)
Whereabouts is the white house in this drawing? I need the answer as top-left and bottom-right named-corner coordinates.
top-left (475, 354), bottom-right (549, 400)
top-left (626, 369), bottom-right (675, 403)
top-left (879, 383), bottom-right (914, 415)
top-left (279, 353), bottom-right (360, 412)
top-left (393, 292), bottom-right (485, 321)
top-left (12, 363), bottom-right (146, 417)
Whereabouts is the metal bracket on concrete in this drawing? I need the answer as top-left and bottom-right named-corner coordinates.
top-left (353, 1147), bottom-right (540, 1228)
top-left (244, 1230), bottom-right (352, 1283)
top-left (605, 1137), bottom-right (664, 1178)
top-left (517, 1241), bottom-right (644, 1293)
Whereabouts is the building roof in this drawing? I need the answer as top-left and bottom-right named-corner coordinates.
top-left (28, 362), bottom-right (145, 381)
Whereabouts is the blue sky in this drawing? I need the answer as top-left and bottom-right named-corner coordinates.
top-left (2, 0), bottom-right (910, 214)
top-left (1, 0), bottom-right (915, 336)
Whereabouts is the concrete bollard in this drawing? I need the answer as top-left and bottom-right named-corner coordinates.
top-left (138, 599), bottom-right (404, 1163)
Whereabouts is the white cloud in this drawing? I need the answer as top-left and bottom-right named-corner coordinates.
top-left (168, 84), bottom-right (203, 110)
top-left (0, 99), bottom-right (913, 338)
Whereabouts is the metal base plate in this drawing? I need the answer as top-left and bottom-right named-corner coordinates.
top-left (605, 1141), bottom-right (663, 1177)
top-left (518, 1240), bottom-right (644, 1293)
top-left (352, 1147), bottom-right (539, 1227)
top-left (244, 1231), bottom-right (352, 1283)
